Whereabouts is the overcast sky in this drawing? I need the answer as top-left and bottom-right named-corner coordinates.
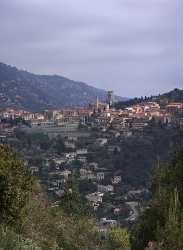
top-left (0, 0), bottom-right (183, 97)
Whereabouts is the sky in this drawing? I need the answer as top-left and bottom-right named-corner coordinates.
top-left (0, 0), bottom-right (183, 97)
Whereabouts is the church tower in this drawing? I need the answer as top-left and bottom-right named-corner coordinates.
top-left (107, 91), bottom-right (113, 108)
top-left (96, 96), bottom-right (99, 110)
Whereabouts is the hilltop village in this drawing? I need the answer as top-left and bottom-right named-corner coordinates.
top-left (0, 91), bottom-right (183, 228)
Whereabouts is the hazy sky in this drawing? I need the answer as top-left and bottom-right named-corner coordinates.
top-left (0, 0), bottom-right (183, 97)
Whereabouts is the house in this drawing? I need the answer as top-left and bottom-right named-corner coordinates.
top-left (22, 112), bottom-right (35, 121)
top-left (77, 155), bottom-right (87, 163)
top-left (61, 170), bottom-right (72, 180)
top-left (65, 152), bottom-right (77, 159)
top-left (53, 157), bottom-right (67, 165)
top-left (67, 135), bottom-right (78, 141)
top-left (99, 218), bottom-right (117, 226)
top-left (93, 114), bottom-right (111, 129)
top-left (111, 116), bottom-right (130, 131)
top-left (31, 120), bottom-right (55, 128)
top-left (80, 168), bottom-right (89, 179)
top-left (64, 141), bottom-right (76, 149)
top-left (131, 119), bottom-right (149, 130)
top-left (56, 118), bottom-right (79, 132)
top-left (80, 169), bottom-right (95, 180)
top-left (0, 135), bottom-right (7, 143)
top-left (88, 162), bottom-right (98, 170)
top-left (55, 189), bottom-right (64, 198)
top-left (76, 148), bottom-right (88, 155)
top-left (29, 166), bottom-right (39, 175)
top-left (176, 118), bottom-right (183, 129)
top-left (50, 200), bottom-right (61, 208)
top-left (98, 185), bottom-right (114, 193)
top-left (96, 138), bottom-right (108, 146)
top-left (49, 170), bottom-right (72, 180)
top-left (111, 176), bottom-right (122, 184)
top-left (97, 172), bottom-right (105, 181)
top-left (166, 102), bottom-right (183, 112)
top-left (86, 192), bottom-right (103, 203)
top-left (113, 208), bottom-right (121, 215)
top-left (49, 178), bottom-right (65, 189)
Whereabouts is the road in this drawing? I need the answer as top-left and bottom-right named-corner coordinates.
top-left (125, 201), bottom-right (139, 222)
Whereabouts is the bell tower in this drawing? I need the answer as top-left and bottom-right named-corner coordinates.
top-left (107, 91), bottom-right (113, 108)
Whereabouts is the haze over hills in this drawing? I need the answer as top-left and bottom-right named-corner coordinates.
top-left (0, 62), bottom-right (126, 111)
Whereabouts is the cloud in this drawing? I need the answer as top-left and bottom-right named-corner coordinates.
top-left (0, 0), bottom-right (183, 97)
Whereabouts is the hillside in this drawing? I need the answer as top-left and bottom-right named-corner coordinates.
top-left (159, 88), bottom-right (183, 103)
top-left (115, 88), bottom-right (183, 109)
top-left (0, 62), bottom-right (125, 111)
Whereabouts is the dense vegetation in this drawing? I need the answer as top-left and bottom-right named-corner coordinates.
top-left (1, 141), bottom-right (183, 249)
top-left (11, 121), bottom-right (183, 190)
top-left (0, 144), bottom-right (130, 249)
top-left (88, 122), bottom-right (183, 186)
top-left (160, 88), bottom-right (183, 103)
top-left (131, 142), bottom-right (183, 250)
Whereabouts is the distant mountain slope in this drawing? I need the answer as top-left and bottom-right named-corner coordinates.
top-left (0, 62), bottom-right (126, 111)
top-left (159, 88), bottom-right (183, 102)
top-left (115, 88), bottom-right (183, 109)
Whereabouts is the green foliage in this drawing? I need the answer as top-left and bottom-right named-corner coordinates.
top-left (131, 143), bottom-right (183, 250)
top-left (60, 177), bottom-right (85, 217)
top-left (21, 197), bottom-right (100, 250)
top-left (0, 225), bottom-right (41, 250)
top-left (53, 135), bottom-right (65, 154)
top-left (87, 125), bottom-right (183, 187)
top-left (107, 226), bottom-right (131, 250)
top-left (115, 97), bottom-right (145, 110)
top-left (56, 213), bottom-right (99, 250)
top-left (155, 189), bottom-right (183, 250)
top-left (0, 144), bottom-right (103, 249)
top-left (161, 88), bottom-right (183, 103)
top-left (15, 130), bottom-right (51, 150)
top-left (22, 199), bottom-right (58, 250)
top-left (0, 144), bottom-right (32, 227)
top-left (130, 204), bottom-right (165, 250)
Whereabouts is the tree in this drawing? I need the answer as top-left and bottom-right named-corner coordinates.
top-left (107, 226), bottom-right (130, 250)
top-left (22, 198), bottom-right (58, 250)
top-left (131, 143), bottom-right (183, 250)
top-left (0, 225), bottom-right (41, 250)
top-left (61, 177), bottom-right (84, 217)
top-left (156, 189), bottom-right (183, 250)
top-left (54, 136), bottom-right (65, 154)
top-left (0, 145), bottom-right (103, 249)
top-left (0, 144), bottom-right (32, 227)
top-left (56, 213), bottom-right (99, 250)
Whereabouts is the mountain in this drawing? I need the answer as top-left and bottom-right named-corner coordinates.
top-left (0, 62), bottom-right (126, 111)
top-left (115, 88), bottom-right (183, 109)
top-left (158, 88), bottom-right (183, 102)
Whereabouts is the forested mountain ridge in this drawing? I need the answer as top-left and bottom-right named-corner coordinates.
top-left (116, 88), bottom-right (183, 109)
top-left (0, 62), bottom-right (126, 111)
top-left (160, 88), bottom-right (183, 102)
